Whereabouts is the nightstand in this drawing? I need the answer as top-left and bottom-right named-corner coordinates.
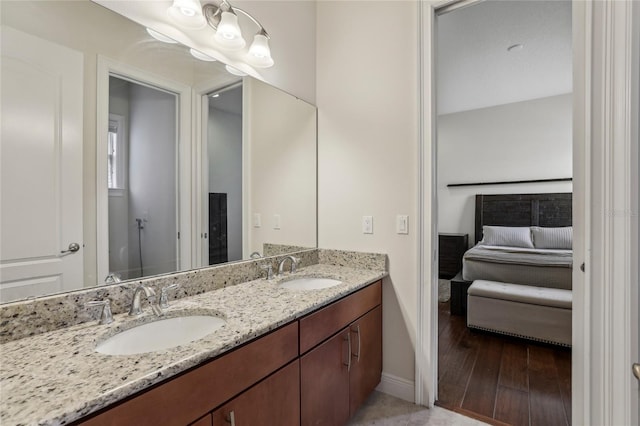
top-left (450, 271), bottom-right (473, 315)
top-left (438, 233), bottom-right (468, 279)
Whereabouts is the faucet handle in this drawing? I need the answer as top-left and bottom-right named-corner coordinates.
top-left (86, 300), bottom-right (114, 325)
top-left (260, 264), bottom-right (274, 280)
top-left (159, 283), bottom-right (180, 309)
top-left (291, 256), bottom-right (300, 273)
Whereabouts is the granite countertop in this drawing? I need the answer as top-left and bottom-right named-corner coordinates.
top-left (0, 264), bottom-right (386, 426)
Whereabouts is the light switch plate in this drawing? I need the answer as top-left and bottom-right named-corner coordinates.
top-left (397, 215), bottom-right (409, 234)
top-left (253, 213), bottom-right (261, 228)
top-left (273, 214), bottom-right (281, 230)
top-left (362, 216), bottom-right (373, 234)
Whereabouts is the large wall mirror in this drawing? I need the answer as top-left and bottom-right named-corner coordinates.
top-left (0, 0), bottom-right (317, 303)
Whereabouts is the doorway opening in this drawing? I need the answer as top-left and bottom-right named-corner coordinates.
top-left (433, 1), bottom-right (573, 424)
top-left (202, 82), bottom-right (243, 266)
top-left (106, 75), bottom-right (179, 281)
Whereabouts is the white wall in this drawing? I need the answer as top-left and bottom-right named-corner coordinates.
top-left (234, 0), bottom-right (316, 104)
top-left (246, 78), bottom-right (317, 256)
top-left (316, 0), bottom-right (419, 394)
top-left (127, 84), bottom-right (177, 277)
top-left (208, 100), bottom-right (243, 263)
top-left (437, 94), bottom-right (573, 244)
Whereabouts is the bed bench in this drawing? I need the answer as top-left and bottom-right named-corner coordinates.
top-left (467, 279), bottom-right (572, 346)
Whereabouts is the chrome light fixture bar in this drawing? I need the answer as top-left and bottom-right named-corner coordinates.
top-left (203, 1), bottom-right (274, 68)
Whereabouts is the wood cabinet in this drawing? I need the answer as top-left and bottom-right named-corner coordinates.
top-left (212, 360), bottom-right (300, 426)
top-left (76, 281), bottom-right (382, 426)
top-left (78, 322), bottom-right (298, 426)
top-left (348, 306), bottom-right (382, 417)
top-left (300, 329), bottom-right (351, 426)
top-left (438, 233), bottom-right (468, 279)
top-left (300, 282), bottom-right (382, 425)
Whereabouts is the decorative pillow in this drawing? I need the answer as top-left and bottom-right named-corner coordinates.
top-left (532, 226), bottom-right (572, 249)
top-left (481, 226), bottom-right (534, 248)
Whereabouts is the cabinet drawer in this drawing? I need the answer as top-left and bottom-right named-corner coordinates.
top-left (299, 281), bottom-right (381, 354)
top-left (212, 360), bottom-right (300, 426)
top-left (79, 322), bottom-right (298, 426)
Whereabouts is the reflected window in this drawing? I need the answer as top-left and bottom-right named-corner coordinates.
top-left (108, 114), bottom-right (126, 190)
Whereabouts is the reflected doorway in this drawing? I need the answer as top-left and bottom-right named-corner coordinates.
top-left (107, 75), bottom-right (178, 280)
top-left (204, 83), bottom-right (243, 266)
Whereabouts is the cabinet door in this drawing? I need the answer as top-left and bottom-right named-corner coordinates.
top-left (349, 306), bottom-right (382, 417)
top-left (300, 328), bottom-right (350, 426)
top-left (212, 360), bottom-right (300, 426)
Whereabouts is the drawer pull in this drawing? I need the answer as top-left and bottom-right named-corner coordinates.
top-left (351, 324), bottom-right (361, 362)
top-left (225, 411), bottom-right (236, 426)
top-left (343, 332), bottom-right (352, 372)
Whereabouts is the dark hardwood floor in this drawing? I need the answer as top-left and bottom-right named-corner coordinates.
top-left (437, 301), bottom-right (571, 426)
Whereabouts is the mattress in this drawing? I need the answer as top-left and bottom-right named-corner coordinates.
top-left (462, 245), bottom-right (573, 290)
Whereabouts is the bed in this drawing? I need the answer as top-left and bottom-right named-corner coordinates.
top-left (463, 192), bottom-right (573, 288)
top-left (462, 192), bottom-right (573, 346)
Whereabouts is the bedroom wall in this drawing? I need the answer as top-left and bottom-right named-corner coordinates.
top-left (437, 93), bottom-right (573, 245)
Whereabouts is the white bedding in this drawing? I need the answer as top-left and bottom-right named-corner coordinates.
top-left (462, 244), bottom-right (573, 289)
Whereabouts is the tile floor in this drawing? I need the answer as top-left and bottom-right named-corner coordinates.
top-left (348, 391), bottom-right (489, 426)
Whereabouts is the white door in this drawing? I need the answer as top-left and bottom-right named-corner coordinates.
top-left (0, 27), bottom-right (84, 303)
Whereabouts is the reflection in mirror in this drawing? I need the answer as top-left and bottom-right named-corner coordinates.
top-left (108, 76), bottom-right (179, 280)
top-left (0, 0), bottom-right (317, 303)
top-left (206, 83), bottom-right (243, 265)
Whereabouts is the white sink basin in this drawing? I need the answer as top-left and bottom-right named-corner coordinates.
top-left (96, 315), bottom-right (226, 355)
top-left (280, 277), bottom-right (342, 291)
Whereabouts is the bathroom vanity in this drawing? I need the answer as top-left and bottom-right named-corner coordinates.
top-left (78, 281), bottom-right (381, 426)
top-left (0, 249), bottom-right (387, 426)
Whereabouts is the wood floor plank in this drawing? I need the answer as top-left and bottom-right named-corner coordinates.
top-left (528, 345), bottom-right (558, 377)
top-left (438, 304), bottom-right (571, 426)
top-left (494, 386), bottom-right (530, 426)
top-left (461, 334), bottom-right (504, 417)
top-left (437, 328), bottom-right (482, 408)
top-left (529, 373), bottom-right (568, 426)
top-left (498, 341), bottom-right (528, 392)
top-left (554, 349), bottom-right (572, 424)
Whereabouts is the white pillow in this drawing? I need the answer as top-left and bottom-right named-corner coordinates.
top-left (481, 226), bottom-right (534, 248)
top-left (532, 226), bottom-right (572, 249)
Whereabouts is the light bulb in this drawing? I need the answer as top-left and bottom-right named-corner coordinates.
top-left (247, 33), bottom-right (274, 68)
top-left (167, 0), bottom-right (206, 29)
top-left (214, 11), bottom-right (246, 50)
top-left (146, 28), bottom-right (178, 44)
top-left (225, 65), bottom-right (247, 77)
top-left (190, 49), bottom-right (217, 62)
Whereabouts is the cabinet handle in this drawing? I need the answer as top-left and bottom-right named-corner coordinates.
top-left (225, 411), bottom-right (236, 426)
top-left (343, 332), bottom-right (352, 372)
top-left (351, 324), bottom-right (361, 362)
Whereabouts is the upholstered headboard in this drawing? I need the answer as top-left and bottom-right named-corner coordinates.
top-left (475, 193), bottom-right (572, 244)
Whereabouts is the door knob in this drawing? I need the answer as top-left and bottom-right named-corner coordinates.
top-left (633, 363), bottom-right (640, 380)
top-left (60, 243), bottom-right (80, 254)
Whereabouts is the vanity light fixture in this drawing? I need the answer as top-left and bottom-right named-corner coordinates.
top-left (225, 64), bottom-right (248, 76)
top-left (203, 1), bottom-right (274, 68)
top-left (168, 0), bottom-right (207, 29)
top-left (190, 48), bottom-right (217, 61)
top-left (146, 28), bottom-right (178, 44)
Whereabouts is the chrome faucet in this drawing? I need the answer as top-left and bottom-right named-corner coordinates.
top-left (129, 285), bottom-right (162, 316)
top-left (86, 299), bottom-right (114, 325)
top-left (278, 256), bottom-right (299, 275)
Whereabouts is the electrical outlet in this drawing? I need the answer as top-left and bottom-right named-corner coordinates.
top-left (362, 216), bottom-right (373, 234)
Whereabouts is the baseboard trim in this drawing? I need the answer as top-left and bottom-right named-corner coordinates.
top-left (375, 372), bottom-right (415, 403)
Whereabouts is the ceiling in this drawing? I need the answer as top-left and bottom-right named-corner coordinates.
top-left (436, 0), bottom-right (572, 115)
